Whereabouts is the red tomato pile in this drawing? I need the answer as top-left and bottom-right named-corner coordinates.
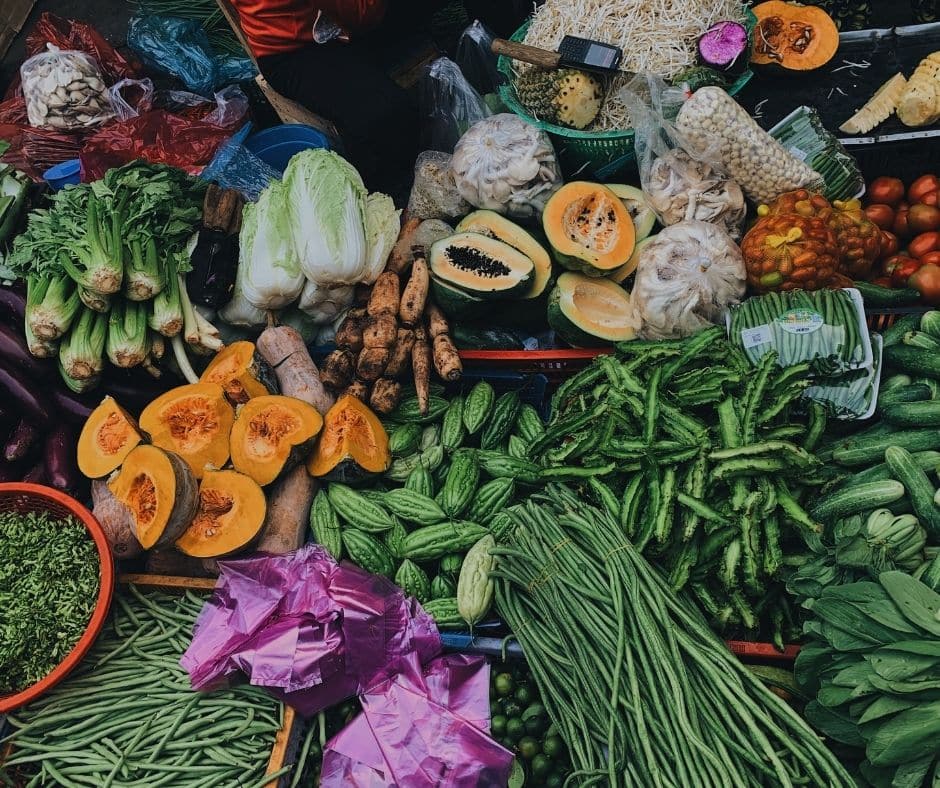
top-left (864, 175), bottom-right (940, 302)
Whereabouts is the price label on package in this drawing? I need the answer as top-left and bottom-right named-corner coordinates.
top-left (740, 325), bottom-right (772, 349)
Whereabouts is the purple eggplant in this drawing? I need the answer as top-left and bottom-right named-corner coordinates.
top-left (21, 460), bottom-right (47, 485)
top-left (51, 389), bottom-right (95, 424)
top-left (0, 362), bottom-right (51, 423)
top-left (0, 322), bottom-right (53, 380)
top-left (4, 419), bottom-right (39, 462)
top-left (45, 424), bottom-right (78, 492)
top-left (0, 460), bottom-right (24, 483)
top-left (0, 286), bottom-right (26, 327)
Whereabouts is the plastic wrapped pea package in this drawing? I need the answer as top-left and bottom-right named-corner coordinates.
top-left (21, 44), bottom-right (114, 130)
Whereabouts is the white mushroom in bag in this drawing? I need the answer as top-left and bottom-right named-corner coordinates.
top-left (451, 113), bottom-right (563, 219)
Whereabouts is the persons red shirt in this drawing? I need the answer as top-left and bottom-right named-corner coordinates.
top-left (231, 0), bottom-right (387, 58)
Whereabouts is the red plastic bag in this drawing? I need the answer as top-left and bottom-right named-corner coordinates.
top-left (25, 13), bottom-right (141, 82)
top-left (0, 123), bottom-right (82, 181)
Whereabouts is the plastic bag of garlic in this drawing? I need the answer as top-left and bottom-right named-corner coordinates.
top-left (20, 44), bottom-right (115, 130)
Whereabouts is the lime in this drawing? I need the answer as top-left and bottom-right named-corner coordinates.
top-left (503, 701), bottom-right (522, 719)
top-left (495, 673), bottom-right (515, 697)
top-left (491, 714), bottom-right (508, 737)
top-left (514, 684), bottom-right (533, 706)
top-left (542, 735), bottom-right (565, 760)
top-left (508, 758), bottom-right (526, 788)
top-left (531, 754), bottom-right (552, 778)
top-left (501, 737), bottom-right (516, 751)
top-left (506, 717), bottom-right (526, 741)
top-left (545, 773), bottom-right (564, 788)
top-left (518, 736), bottom-right (540, 761)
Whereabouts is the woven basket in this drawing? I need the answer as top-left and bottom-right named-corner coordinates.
top-left (496, 11), bottom-right (756, 177)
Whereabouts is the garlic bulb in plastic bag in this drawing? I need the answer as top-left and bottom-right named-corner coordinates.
top-left (631, 220), bottom-right (746, 340)
top-left (451, 113), bottom-right (562, 218)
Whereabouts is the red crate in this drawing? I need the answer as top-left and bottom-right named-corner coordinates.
top-left (459, 349), bottom-right (607, 384)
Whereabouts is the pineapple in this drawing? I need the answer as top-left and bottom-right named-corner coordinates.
top-left (839, 73), bottom-right (907, 135)
top-left (515, 68), bottom-right (603, 130)
top-left (897, 52), bottom-right (940, 128)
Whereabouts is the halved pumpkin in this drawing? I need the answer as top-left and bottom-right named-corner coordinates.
top-left (547, 272), bottom-right (638, 348)
top-left (429, 233), bottom-right (534, 299)
top-left (607, 236), bottom-right (656, 285)
top-left (307, 394), bottom-right (391, 483)
top-left (175, 469), bottom-right (266, 558)
top-left (455, 211), bottom-right (553, 300)
top-left (77, 396), bottom-right (144, 479)
top-left (200, 341), bottom-right (279, 405)
top-left (543, 182), bottom-right (636, 276)
top-left (230, 395), bottom-right (324, 486)
top-left (751, 1), bottom-right (839, 72)
top-left (139, 383), bottom-right (235, 479)
top-left (606, 185), bottom-right (657, 242)
top-left (108, 444), bottom-right (198, 550)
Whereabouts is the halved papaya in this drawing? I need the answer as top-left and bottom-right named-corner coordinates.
top-left (175, 470), bottom-right (266, 558)
top-left (307, 394), bottom-right (391, 483)
top-left (607, 236), bottom-right (656, 285)
top-left (547, 272), bottom-right (638, 347)
top-left (77, 396), bottom-right (144, 479)
top-left (200, 341), bottom-right (279, 405)
top-left (542, 182), bottom-right (636, 276)
top-left (429, 233), bottom-right (534, 298)
top-left (230, 395), bottom-right (324, 486)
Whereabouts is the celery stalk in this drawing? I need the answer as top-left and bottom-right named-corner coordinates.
top-left (61, 193), bottom-right (124, 295)
top-left (60, 307), bottom-right (108, 381)
top-left (124, 237), bottom-right (165, 301)
top-left (26, 273), bottom-right (81, 341)
top-left (106, 300), bottom-right (150, 368)
top-left (57, 357), bottom-right (100, 393)
top-left (24, 320), bottom-right (58, 358)
top-left (149, 258), bottom-right (183, 337)
top-left (170, 334), bottom-right (200, 384)
top-left (78, 286), bottom-right (112, 314)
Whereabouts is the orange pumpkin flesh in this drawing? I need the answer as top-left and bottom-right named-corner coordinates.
top-left (751, 1), bottom-right (839, 72)
top-left (77, 396), bottom-right (144, 478)
top-left (175, 470), bottom-right (267, 558)
top-left (199, 341), bottom-right (278, 405)
top-left (307, 394), bottom-right (391, 483)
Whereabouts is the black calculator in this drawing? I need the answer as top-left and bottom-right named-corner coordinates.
top-left (557, 35), bottom-right (623, 73)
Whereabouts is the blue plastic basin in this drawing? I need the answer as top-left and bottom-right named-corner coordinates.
top-left (43, 159), bottom-right (81, 191)
top-left (244, 124), bottom-right (331, 174)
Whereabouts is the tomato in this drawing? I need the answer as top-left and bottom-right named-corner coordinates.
top-left (909, 174), bottom-right (940, 204)
top-left (869, 176), bottom-right (906, 206)
top-left (893, 208), bottom-right (910, 238)
top-left (865, 204), bottom-right (895, 230)
top-left (919, 190), bottom-right (940, 207)
top-left (920, 251), bottom-right (940, 267)
top-left (909, 231), bottom-right (940, 259)
top-left (891, 258), bottom-right (923, 288)
top-left (909, 205), bottom-right (940, 233)
top-left (880, 230), bottom-right (899, 259)
top-left (909, 264), bottom-right (940, 304)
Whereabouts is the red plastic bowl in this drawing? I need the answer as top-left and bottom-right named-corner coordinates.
top-left (0, 483), bottom-right (115, 714)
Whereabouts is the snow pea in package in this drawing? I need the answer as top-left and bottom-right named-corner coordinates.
top-left (728, 288), bottom-right (871, 374)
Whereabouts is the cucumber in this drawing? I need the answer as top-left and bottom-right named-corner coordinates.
top-left (882, 313), bottom-right (922, 347)
top-left (876, 383), bottom-right (933, 413)
top-left (880, 374), bottom-right (913, 394)
top-left (883, 401), bottom-right (940, 428)
top-left (810, 480), bottom-right (906, 522)
top-left (920, 310), bottom-right (940, 340)
top-left (853, 281), bottom-right (920, 308)
top-left (840, 450), bottom-right (940, 487)
top-left (832, 430), bottom-right (940, 467)
top-left (884, 446), bottom-right (940, 539)
top-left (884, 344), bottom-right (940, 379)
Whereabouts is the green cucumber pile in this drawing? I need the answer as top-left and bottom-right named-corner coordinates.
top-left (310, 380), bottom-right (545, 629)
top-left (3, 586), bottom-right (288, 788)
top-left (540, 326), bottom-right (830, 643)
top-left (492, 486), bottom-right (854, 788)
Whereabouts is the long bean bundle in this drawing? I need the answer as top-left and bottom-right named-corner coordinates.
top-left (493, 486), bottom-right (853, 788)
top-left (3, 586), bottom-right (288, 788)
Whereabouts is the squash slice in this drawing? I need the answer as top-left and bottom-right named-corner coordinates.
top-left (77, 396), bottom-right (144, 478)
top-left (108, 445), bottom-right (198, 550)
top-left (606, 185), bottom-right (657, 242)
top-left (307, 394), bottom-right (391, 483)
top-left (547, 272), bottom-right (638, 347)
top-left (542, 182), bottom-right (636, 276)
top-left (607, 236), bottom-right (656, 285)
top-left (751, 1), bottom-right (839, 72)
top-left (200, 340), bottom-right (279, 405)
top-left (139, 383), bottom-right (235, 479)
top-left (175, 470), bottom-right (266, 558)
top-left (230, 395), bottom-right (324, 486)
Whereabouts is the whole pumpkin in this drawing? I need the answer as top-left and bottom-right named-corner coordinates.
top-left (741, 212), bottom-right (841, 292)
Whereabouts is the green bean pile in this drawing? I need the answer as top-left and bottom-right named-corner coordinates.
top-left (2, 586), bottom-right (290, 788)
top-left (493, 486), bottom-right (854, 788)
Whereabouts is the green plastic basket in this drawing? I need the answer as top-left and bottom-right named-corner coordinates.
top-left (497, 12), bottom-right (756, 178)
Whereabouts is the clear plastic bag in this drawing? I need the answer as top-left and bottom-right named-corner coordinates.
top-left (107, 77), bottom-right (154, 121)
top-left (200, 126), bottom-right (280, 203)
top-left (418, 57), bottom-right (491, 153)
top-left (127, 15), bottom-right (218, 96)
top-left (455, 20), bottom-right (500, 96)
top-left (620, 72), bottom-right (746, 240)
top-left (407, 151), bottom-right (472, 220)
top-left (20, 45), bottom-right (114, 130)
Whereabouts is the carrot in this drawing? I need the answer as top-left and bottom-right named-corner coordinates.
top-left (413, 326), bottom-right (432, 415)
top-left (367, 272), bottom-right (401, 317)
top-left (256, 326), bottom-right (334, 415)
top-left (400, 255), bottom-right (430, 327)
top-left (388, 214), bottom-right (421, 275)
top-left (255, 465), bottom-right (318, 555)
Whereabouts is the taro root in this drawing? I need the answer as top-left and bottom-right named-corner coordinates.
top-left (229, 395), bottom-right (323, 486)
top-left (307, 394), bottom-right (391, 483)
top-left (175, 470), bottom-right (267, 558)
top-left (199, 340), bottom-right (279, 405)
top-left (77, 396), bottom-right (144, 479)
top-left (91, 479), bottom-right (144, 560)
top-left (108, 445), bottom-right (198, 550)
top-left (255, 465), bottom-right (317, 555)
top-left (139, 383), bottom-right (235, 479)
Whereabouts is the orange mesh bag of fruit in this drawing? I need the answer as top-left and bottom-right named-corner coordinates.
top-left (757, 189), bottom-right (882, 279)
top-left (741, 213), bottom-right (841, 292)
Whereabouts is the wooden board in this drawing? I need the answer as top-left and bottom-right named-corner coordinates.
top-left (0, 0), bottom-right (35, 61)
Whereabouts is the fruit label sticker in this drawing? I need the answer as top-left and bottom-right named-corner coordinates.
top-left (777, 308), bottom-right (824, 335)
top-left (741, 325), bottom-right (772, 349)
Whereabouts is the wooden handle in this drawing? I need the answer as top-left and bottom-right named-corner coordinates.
top-left (491, 38), bottom-right (561, 69)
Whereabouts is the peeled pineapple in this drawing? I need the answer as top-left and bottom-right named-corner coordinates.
top-left (897, 52), bottom-right (940, 128)
top-left (839, 73), bottom-right (907, 135)
top-left (515, 68), bottom-right (603, 130)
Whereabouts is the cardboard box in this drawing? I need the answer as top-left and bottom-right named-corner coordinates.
top-left (0, 0), bottom-right (35, 60)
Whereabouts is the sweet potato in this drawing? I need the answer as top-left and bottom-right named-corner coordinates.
top-left (370, 378), bottom-right (403, 415)
top-left (413, 326), bottom-right (432, 415)
top-left (362, 314), bottom-right (398, 349)
top-left (357, 347), bottom-right (391, 382)
top-left (433, 333), bottom-right (463, 382)
top-left (388, 214), bottom-right (421, 275)
top-left (320, 348), bottom-right (356, 391)
top-left (256, 326), bottom-right (334, 415)
top-left (256, 465), bottom-right (317, 554)
top-left (92, 480), bottom-right (144, 561)
top-left (399, 256), bottom-right (430, 327)
top-left (367, 272), bottom-right (401, 317)
top-left (385, 328), bottom-right (416, 378)
top-left (344, 380), bottom-right (371, 400)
